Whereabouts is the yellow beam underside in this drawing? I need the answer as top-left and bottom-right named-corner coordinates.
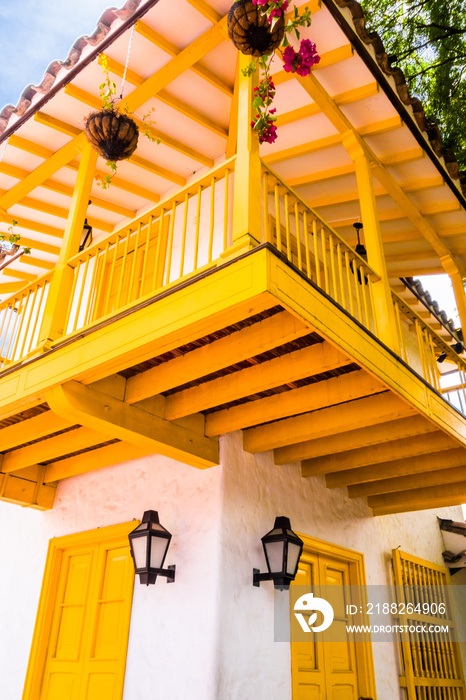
top-left (205, 369), bottom-right (383, 436)
top-left (0, 469), bottom-right (56, 509)
top-left (0, 411), bottom-right (72, 450)
top-left (325, 444), bottom-right (466, 489)
top-left (1, 426), bottom-right (107, 473)
top-left (46, 381), bottom-right (219, 470)
top-left (168, 342), bottom-right (352, 422)
top-left (133, 23), bottom-right (232, 97)
top-left (124, 309), bottom-right (309, 403)
top-left (302, 430), bottom-right (457, 477)
top-left (349, 464), bottom-right (466, 498)
top-left (44, 440), bottom-right (152, 483)
top-left (274, 414), bottom-right (435, 464)
top-left (244, 391), bottom-right (415, 453)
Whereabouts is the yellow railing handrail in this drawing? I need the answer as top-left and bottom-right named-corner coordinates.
top-left (67, 156), bottom-right (237, 267)
top-left (261, 161), bottom-right (380, 282)
top-left (0, 269), bottom-right (54, 309)
top-left (391, 289), bottom-right (466, 370)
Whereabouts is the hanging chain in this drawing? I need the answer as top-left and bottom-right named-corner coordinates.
top-left (119, 23), bottom-right (136, 100)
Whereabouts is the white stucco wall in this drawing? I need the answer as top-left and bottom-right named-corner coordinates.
top-left (0, 431), bottom-right (464, 700)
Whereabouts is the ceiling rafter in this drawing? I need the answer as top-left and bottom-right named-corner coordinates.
top-left (134, 21), bottom-right (233, 97)
top-left (295, 69), bottom-right (466, 277)
top-left (286, 149), bottom-right (425, 189)
top-left (263, 116), bottom-right (404, 166)
top-left (276, 82), bottom-right (379, 127)
top-left (0, 160), bottom-right (136, 220)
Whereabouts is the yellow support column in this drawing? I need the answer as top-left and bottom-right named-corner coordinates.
top-left (38, 143), bottom-right (97, 349)
top-left (440, 255), bottom-right (466, 336)
top-left (230, 52), bottom-right (262, 255)
top-left (343, 132), bottom-right (399, 352)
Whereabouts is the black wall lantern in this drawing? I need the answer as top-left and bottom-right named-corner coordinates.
top-left (253, 516), bottom-right (303, 590)
top-left (79, 218), bottom-right (93, 252)
top-left (353, 222), bottom-right (367, 261)
top-left (128, 510), bottom-right (176, 585)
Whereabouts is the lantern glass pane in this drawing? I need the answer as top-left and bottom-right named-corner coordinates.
top-left (265, 540), bottom-right (284, 574)
top-left (149, 534), bottom-right (169, 569)
top-left (286, 541), bottom-right (302, 575)
top-left (131, 534), bottom-right (148, 570)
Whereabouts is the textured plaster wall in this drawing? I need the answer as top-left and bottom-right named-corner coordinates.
top-left (0, 432), bottom-right (464, 700)
top-left (0, 453), bottom-right (223, 700)
top-left (214, 431), bottom-right (465, 700)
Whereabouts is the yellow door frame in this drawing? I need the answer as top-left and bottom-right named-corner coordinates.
top-left (22, 520), bottom-right (138, 700)
top-left (293, 533), bottom-right (378, 699)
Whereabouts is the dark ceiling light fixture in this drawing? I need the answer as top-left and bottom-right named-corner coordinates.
top-left (437, 352), bottom-right (447, 363)
top-left (128, 510), bottom-right (176, 585)
top-left (79, 200), bottom-right (93, 252)
top-left (253, 516), bottom-right (303, 591)
top-left (353, 222), bottom-right (367, 261)
top-left (451, 341), bottom-right (464, 354)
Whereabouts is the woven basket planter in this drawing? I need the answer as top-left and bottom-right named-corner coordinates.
top-left (228, 0), bottom-right (285, 56)
top-left (85, 109), bottom-right (139, 161)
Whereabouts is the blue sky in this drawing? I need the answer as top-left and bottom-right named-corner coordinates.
top-left (0, 0), bottom-right (117, 110)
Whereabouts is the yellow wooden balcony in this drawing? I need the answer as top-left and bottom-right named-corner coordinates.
top-left (0, 160), bottom-right (465, 517)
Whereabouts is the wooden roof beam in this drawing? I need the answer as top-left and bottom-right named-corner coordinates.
top-left (277, 82), bottom-right (379, 127)
top-left (44, 440), bottom-right (152, 483)
top-left (0, 157), bottom-right (136, 220)
top-left (134, 22), bottom-right (232, 97)
top-left (46, 380), bottom-right (219, 470)
top-left (349, 464), bottom-right (466, 498)
top-left (287, 149), bottom-right (424, 189)
top-left (166, 342), bottom-right (353, 421)
top-left (0, 411), bottom-right (72, 450)
top-left (263, 117), bottom-right (404, 166)
top-left (296, 70), bottom-right (466, 277)
top-left (324, 441), bottom-right (464, 488)
top-left (10, 129), bottom-right (160, 203)
top-left (305, 430), bottom-right (457, 478)
top-left (205, 369), bottom-right (382, 436)
top-left (124, 310), bottom-right (310, 403)
top-left (243, 391), bottom-right (415, 453)
top-left (274, 414), bottom-right (436, 464)
top-left (368, 480), bottom-right (466, 512)
top-left (1, 426), bottom-right (108, 473)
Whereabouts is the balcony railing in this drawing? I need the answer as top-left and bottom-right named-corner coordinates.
top-left (0, 270), bottom-right (52, 365)
top-left (261, 164), bottom-right (380, 337)
top-left (392, 291), bottom-right (466, 411)
top-left (62, 157), bottom-right (235, 336)
top-left (0, 156), bottom-right (464, 419)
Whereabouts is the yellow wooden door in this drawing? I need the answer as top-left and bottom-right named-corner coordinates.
top-left (23, 523), bottom-right (136, 700)
top-left (291, 551), bottom-right (360, 700)
top-left (319, 555), bottom-right (358, 700)
top-left (291, 554), bottom-right (326, 699)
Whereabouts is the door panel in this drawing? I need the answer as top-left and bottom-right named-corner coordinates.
top-left (24, 525), bottom-right (135, 700)
top-left (291, 549), bottom-right (360, 700)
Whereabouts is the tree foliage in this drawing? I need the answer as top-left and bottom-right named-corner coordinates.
top-left (360, 0), bottom-right (466, 170)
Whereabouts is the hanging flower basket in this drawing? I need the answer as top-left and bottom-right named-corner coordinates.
top-left (228, 0), bottom-right (285, 56)
top-left (84, 109), bottom-right (139, 162)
